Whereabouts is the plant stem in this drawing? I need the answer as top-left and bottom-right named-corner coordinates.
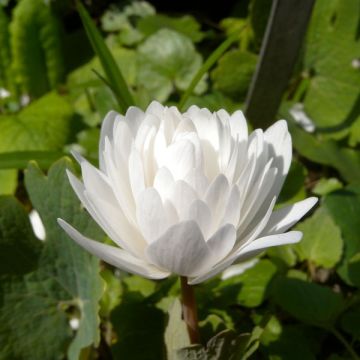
top-left (180, 276), bottom-right (200, 344)
top-left (331, 328), bottom-right (360, 360)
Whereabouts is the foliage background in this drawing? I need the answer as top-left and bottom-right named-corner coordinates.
top-left (0, 0), bottom-right (359, 359)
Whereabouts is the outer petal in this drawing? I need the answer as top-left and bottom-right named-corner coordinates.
top-left (207, 224), bottom-right (236, 264)
top-left (262, 197), bottom-right (318, 235)
top-left (189, 231), bottom-right (301, 285)
top-left (67, 170), bottom-right (146, 257)
top-left (264, 120), bottom-right (292, 198)
top-left (146, 221), bottom-right (213, 277)
top-left (57, 219), bottom-right (169, 279)
top-left (99, 111), bottom-right (118, 171)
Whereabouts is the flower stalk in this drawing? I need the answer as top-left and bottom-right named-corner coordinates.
top-left (180, 276), bottom-right (200, 344)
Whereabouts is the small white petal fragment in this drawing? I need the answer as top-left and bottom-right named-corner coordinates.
top-left (29, 210), bottom-right (46, 241)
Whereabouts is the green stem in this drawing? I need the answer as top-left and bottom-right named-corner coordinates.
top-left (331, 328), bottom-right (360, 360)
top-left (178, 27), bottom-right (247, 111)
top-left (180, 276), bottom-right (200, 344)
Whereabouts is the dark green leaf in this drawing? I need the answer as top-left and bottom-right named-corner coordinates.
top-left (272, 277), bottom-right (345, 327)
top-left (0, 159), bottom-right (104, 360)
top-left (0, 196), bottom-right (41, 275)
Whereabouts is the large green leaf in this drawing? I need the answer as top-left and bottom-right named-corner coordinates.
top-left (211, 50), bottom-right (257, 101)
top-left (303, 0), bottom-right (360, 138)
top-left (219, 259), bottom-right (277, 308)
top-left (0, 92), bottom-right (73, 153)
top-left (324, 186), bottom-right (360, 287)
top-left (287, 118), bottom-right (360, 183)
top-left (271, 277), bottom-right (345, 327)
top-left (137, 29), bottom-right (207, 102)
top-left (10, 0), bottom-right (65, 97)
top-left (294, 206), bottom-right (343, 269)
top-left (0, 159), bottom-right (104, 359)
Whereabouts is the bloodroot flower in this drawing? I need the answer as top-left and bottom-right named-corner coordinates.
top-left (58, 102), bottom-right (317, 284)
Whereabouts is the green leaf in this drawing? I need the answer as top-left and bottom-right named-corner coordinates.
top-left (0, 196), bottom-right (41, 275)
top-left (0, 169), bottom-right (17, 194)
top-left (312, 178), bottom-right (343, 196)
top-left (138, 14), bottom-right (204, 42)
top-left (286, 118), bottom-right (360, 183)
top-left (271, 277), bottom-right (345, 327)
top-left (294, 206), bottom-right (343, 268)
top-left (0, 151), bottom-right (64, 170)
top-left (165, 299), bottom-right (191, 360)
top-left (67, 46), bottom-right (137, 90)
top-left (0, 159), bottom-right (104, 359)
top-left (324, 186), bottom-right (360, 287)
top-left (249, 0), bottom-right (272, 48)
top-left (211, 50), bottom-right (257, 101)
top-left (137, 29), bottom-right (207, 102)
top-left (0, 92), bottom-right (73, 153)
top-left (10, 0), bottom-right (65, 97)
top-left (219, 259), bottom-right (278, 308)
top-left (341, 306), bottom-right (360, 339)
top-left (263, 325), bottom-right (319, 360)
top-left (77, 1), bottom-right (135, 111)
top-left (0, 8), bottom-right (11, 89)
top-left (179, 32), bottom-right (242, 110)
top-left (303, 0), bottom-right (360, 138)
top-left (278, 160), bottom-right (307, 205)
top-left (111, 301), bottom-right (165, 360)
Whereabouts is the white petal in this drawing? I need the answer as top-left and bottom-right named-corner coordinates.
top-left (262, 197), bottom-right (318, 235)
top-left (146, 221), bottom-right (212, 277)
top-left (187, 106), bottom-right (219, 151)
top-left (128, 148), bottom-right (145, 201)
top-left (229, 110), bottom-right (248, 143)
top-left (220, 185), bottom-right (241, 227)
top-left (124, 106), bottom-right (145, 136)
top-left (146, 100), bottom-right (164, 116)
top-left (207, 224), bottom-right (236, 264)
top-left (204, 174), bottom-right (229, 228)
top-left (183, 167), bottom-right (209, 197)
top-left (153, 167), bottom-right (175, 202)
top-left (113, 121), bottom-right (134, 168)
top-left (162, 140), bottom-right (197, 180)
top-left (67, 170), bottom-right (146, 256)
top-left (235, 231), bottom-right (302, 262)
top-left (169, 180), bottom-right (198, 220)
top-left (187, 199), bottom-right (212, 238)
top-left (136, 188), bottom-right (167, 244)
top-left (99, 111), bottom-right (118, 171)
top-left (189, 230), bottom-right (301, 285)
top-left (57, 219), bottom-right (169, 279)
top-left (264, 120), bottom-right (292, 198)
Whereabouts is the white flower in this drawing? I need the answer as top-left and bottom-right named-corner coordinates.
top-left (58, 102), bottom-right (317, 284)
